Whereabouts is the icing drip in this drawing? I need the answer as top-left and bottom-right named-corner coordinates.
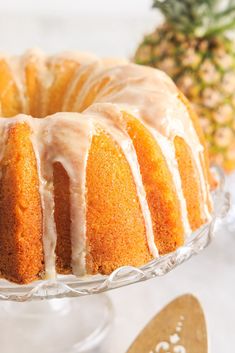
top-left (29, 114), bottom-right (93, 277)
top-left (6, 56), bottom-right (27, 113)
top-left (0, 121), bottom-right (12, 180)
top-left (63, 61), bottom-right (99, 112)
top-left (70, 58), bottom-right (127, 113)
top-left (150, 130), bottom-right (192, 235)
top-left (42, 114), bottom-right (93, 276)
top-left (30, 120), bottom-right (58, 279)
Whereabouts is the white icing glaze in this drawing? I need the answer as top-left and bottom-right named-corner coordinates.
top-left (150, 130), bottom-right (191, 235)
top-left (0, 121), bottom-right (12, 179)
top-left (30, 118), bottom-right (58, 279)
top-left (0, 53), bottom-right (27, 114)
top-left (62, 61), bottom-right (99, 112)
top-left (40, 114), bottom-right (93, 276)
top-left (70, 58), bottom-right (127, 113)
top-left (0, 52), bottom-right (213, 278)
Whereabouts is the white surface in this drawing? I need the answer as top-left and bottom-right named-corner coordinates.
top-left (0, 4), bottom-right (233, 352)
top-left (0, 13), bottom-right (158, 58)
top-left (104, 224), bottom-right (235, 353)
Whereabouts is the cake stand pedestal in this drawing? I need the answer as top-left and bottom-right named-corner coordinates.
top-left (0, 170), bottom-right (229, 353)
top-left (0, 294), bottom-right (113, 353)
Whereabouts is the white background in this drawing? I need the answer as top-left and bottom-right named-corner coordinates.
top-left (0, 0), bottom-right (153, 14)
top-left (0, 1), bottom-right (233, 352)
top-left (0, 0), bottom-right (160, 57)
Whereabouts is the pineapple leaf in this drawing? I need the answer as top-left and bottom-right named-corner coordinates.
top-left (206, 18), bottom-right (235, 37)
top-left (215, 6), bottom-right (235, 19)
top-left (153, 0), bottom-right (235, 37)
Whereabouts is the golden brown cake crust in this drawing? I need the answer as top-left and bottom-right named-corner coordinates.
top-left (86, 131), bottom-right (152, 274)
top-left (124, 113), bottom-right (184, 254)
top-left (0, 123), bottom-right (43, 284)
top-left (174, 136), bottom-right (204, 230)
top-left (0, 59), bottom-right (22, 117)
top-left (47, 58), bottom-right (80, 115)
top-left (54, 162), bottom-right (72, 274)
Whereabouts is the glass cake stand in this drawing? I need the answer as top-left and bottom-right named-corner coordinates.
top-left (225, 170), bottom-right (235, 233)
top-left (0, 168), bottom-right (230, 353)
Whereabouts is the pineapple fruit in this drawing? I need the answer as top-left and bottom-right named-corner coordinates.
top-left (135, 0), bottom-right (235, 172)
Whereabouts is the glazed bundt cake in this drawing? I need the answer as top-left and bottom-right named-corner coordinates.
top-left (0, 49), bottom-right (213, 284)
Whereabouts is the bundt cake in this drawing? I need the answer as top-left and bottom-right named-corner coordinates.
top-left (0, 49), bottom-right (213, 284)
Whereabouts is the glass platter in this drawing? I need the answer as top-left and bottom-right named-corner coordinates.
top-left (0, 167), bottom-right (229, 302)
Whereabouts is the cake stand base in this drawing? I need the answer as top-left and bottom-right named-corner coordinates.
top-left (0, 294), bottom-right (113, 353)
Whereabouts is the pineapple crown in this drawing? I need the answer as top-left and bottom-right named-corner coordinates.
top-left (153, 0), bottom-right (235, 38)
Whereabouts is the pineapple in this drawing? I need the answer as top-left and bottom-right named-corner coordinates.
top-left (135, 0), bottom-right (235, 172)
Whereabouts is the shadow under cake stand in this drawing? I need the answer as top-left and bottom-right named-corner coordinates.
top-left (0, 172), bottom-right (229, 353)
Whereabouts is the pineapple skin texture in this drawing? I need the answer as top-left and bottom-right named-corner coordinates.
top-left (135, 25), bottom-right (235, 173)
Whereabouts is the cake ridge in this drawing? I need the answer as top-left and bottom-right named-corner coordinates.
top-left (87, 103), bottom-right (158, 259)
top-left (30, 113), bottom-right (94, 278)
